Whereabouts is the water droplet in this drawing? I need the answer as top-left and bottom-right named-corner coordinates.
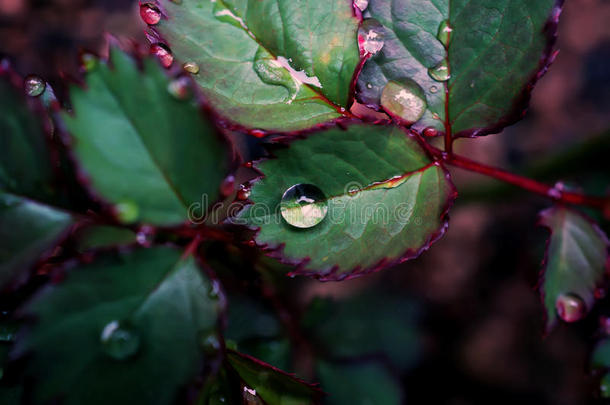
top-left (280, 184), bottom-right (328, 229)
top-left (24, 75), bottom-right (45, 97)
top-left (100, 320), bottom-right (140, 360)
top-left (358, 19), bottom-right (385, 55)
top-left (380, 79), bottom-right (427, 125)
top-left (182, 61), bottom-right (200, 74)
top-left (80, 52), bottom-right (97, 72)
top-left (150, 43), bottom-right (173, 68)
top-left (115, 200), bottom-right (139, 224)
top-left (140, 3), bottom-right (161, 25)
top-left (167, 77), bottom-right (190, 100)
top-left (437, 20), bottom-right (452, 48)
top-left (429, 85), bottom-right (438, 93)
top-left (428, 59), bottom-right (450, 82)
top-left (201, 333), bottom-right (221, 355)
top-left (243, 386), bottom-right (264, 405)
top-left (423, 127), bottom-right (438, 137)
top-left (354, 0), bottom-right (368, 11)
top-left (253, 48), bottom-right (300, 103)
top-left (136, 225), bottom-right (154, 247)
top-left (556, 293), bottom-right (586, 323)
top-left (366, 82), bottom-right (373, 89)
top-left (220, 175), bottom-right (235, 197)
top-left (601, 373), bottom-right (610, 398)
top-left (249, 129), bottom-right (266, 138)
top-left (237, 185), bottom-right (251, 201)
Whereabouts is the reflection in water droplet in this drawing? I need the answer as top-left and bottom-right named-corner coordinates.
top-left (140, 3), bottom-right (162, 25)
top-left (556, 293), bottom-right (586, 323)
top-left (183, 61), bottom-right (200, 75)
top-left (437, 20), bottom-right (452, 48)
top-left (24, 75), bottom-right (46, 97)
top-left (380, 79), bottom-right (427, 125)
top-left (601, 374), bottom-right (610, 398)
top-left (428, 60), bottom-right (450, 82)
top-left (354, 0), bottom-right (369, 11)
top-left (100, 320), bottom-right (140, 360)
top-left (280, 184), bottom-right (328, 229)
top-left (358, 19), bottom-right (385, 55)
top-left (253, 47), bottom-right (299, 103)
top-left (167, 77), bottom-right (191, 100)
top-left (150, 43), bottom-right (173, 68)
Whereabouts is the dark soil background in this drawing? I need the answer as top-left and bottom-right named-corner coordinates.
top-left (1, 0), bottom-right (609, 404)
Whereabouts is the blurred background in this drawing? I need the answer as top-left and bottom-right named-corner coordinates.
top-left (1, 0), bottom-right (609, 404)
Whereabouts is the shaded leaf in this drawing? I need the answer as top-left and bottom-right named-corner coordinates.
top-left (357, 0), bottom-right (559, 137)
top-left (73, 224), bottom-right (138, 252)
top-left (237, 124), bottom-right (456, 280)
top-left (226, 350), bottom-right (322, 405)
top-left (152, 0), bottom-right (360, 131)
top-left (14, 246), bottom-right (221, 405)
top-left (316, 361), bottom-right (402, 405)
top-left (302, 292), bottom-right (420, 370)
top-left (63, 48), bottom-right (229, 226)
top-left (539, 206), bottom-right (609, 329)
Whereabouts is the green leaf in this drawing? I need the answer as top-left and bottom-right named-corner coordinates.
top-left (0, 72), bottom-right (74, 287)
top-left (302, 292), bottom-right (420, 371)
top-left (63, 48), bottom-right (229, 226)
top-left (357, 0), bottom-right (559, 137)
top-left (0, 193), bottom-right (72, 287)
top-left (14, 246), bottom-right (221, 405)
top-left (73, 225), bottom-right (138, 252)
top-left (226, 350), bottom-right (322, 405)
top-left (539, 206), bottom-right (609, 329)
top-left (316, 361), bottom-right (402, 405)
top-left (153, 0), bottom-right (360, 131)
top-left (237, 124), bottom-right (455, 279)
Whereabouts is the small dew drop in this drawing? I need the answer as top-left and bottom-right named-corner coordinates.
top-left (358, 19), bottom-right (385, 55)
top-left (150, 43), bottom-right (173, 68)
top-left (80, 52), bottom-right (98, 72)
top-left (556, 293), bottom-right (586, 323)
top-left (250, 129), bottom-right (266, 138)
top-left (423, 127), bottom-right (439, 137)
top-left (366, 82), bottom-right (373, 89)
top-left (24, 75), bottom-right (46, 97)
top-left (280, 184), bottom-right (328, 229)
top-left (140, 3), bottom-right (162, 25)
top-left (428, 60), bottom-right (450, 82)
top-left (220, 175), bottom-right (235, 197)
top-left (201, 333), bottom-right (221, 355)
top-left (429, 85), bottom-right (438, 94)
top-left (100, 320), bottom-right (140, 360)
top-left (167, 77), bottom-right (191, 100)
top-left (136, 225), bottom-right (154, 247)
top-left (354, 0), bottom-right (369, 11)
top-left (182, 61), bottom-right (200, 75)
top-left (437, 20), bottom-right (452, 48)
top-left (237, 185), bottom-right (251, 201)
top-left (380, 79), bottom-right (427, 125)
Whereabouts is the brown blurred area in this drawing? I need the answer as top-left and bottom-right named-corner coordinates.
top-left (1, 1), bottom-right (609, 404)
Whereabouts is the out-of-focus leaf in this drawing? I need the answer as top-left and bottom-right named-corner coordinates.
top-left (238, 124), bottom-right (455, 280)
top-left (357, 0), bottom-right (559, 137)
top-left (538, 206), bottom-right (609, 329)
top-left (63, 48), bottom-right (228, 226)
top-left (302, 292), bottom-right (420, 370)
top-left (14, 246), bottom-right (221, 405)
top-left (73, 225), bottom-right (137, 252)
top-left (227, 350), bottom-right (322, 405)
top-left (152, 0), bottom-right (360, 131)
top-left (316, 361), bottom-right (402, 405)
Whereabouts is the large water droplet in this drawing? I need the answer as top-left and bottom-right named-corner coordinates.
top-left (150, 43), bottom-right (173, 68)
top-left (358, 19), bottom-right (385, 55)
top-left (100, 320), bottom-right (140, 360)
top-left (437, 20), bottom-right (452, 48)
top-left (24, 75), bottom-right (45, 97)
top-left (280, 184), bottom-right (328, 229)
top-left (556, 293), bottom-right (586, 323)
top-left (354, 0), bottom-right (369, 11)
top-left (253, 47), bottom-right (299, 103)
top-left (183, 61), bottom-right (200, 75)
top-left (380, 79), bottom-right (427, 125)
top-left (140, 3), bottom-right (161, 25)
top-left (428, 60), bottom-right (450, 82)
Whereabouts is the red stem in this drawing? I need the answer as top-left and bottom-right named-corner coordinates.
top-left (434, 149), bottom-right (609, 210)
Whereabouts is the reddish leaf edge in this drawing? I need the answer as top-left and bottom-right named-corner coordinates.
top-left (55, 41), bottom-right (235, 228)
top-left (536, 204), bottom-right (610, 334)
top-left (235, 123), bottom-right (458, 282)
top-left (226, 349), bottom-right (325, 400)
